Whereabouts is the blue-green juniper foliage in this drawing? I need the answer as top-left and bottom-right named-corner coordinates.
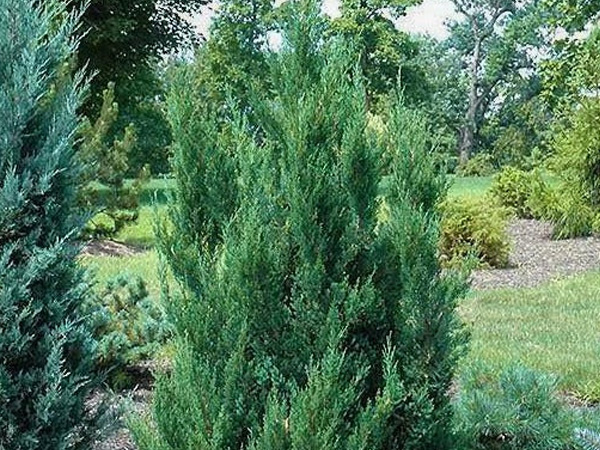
top-left (133, 1), bottom-right (467, 448)
top-left (0, 1), bottom-right (99, 448)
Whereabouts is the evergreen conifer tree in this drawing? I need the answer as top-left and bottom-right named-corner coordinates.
top-left (134, 1), bottom-right (466, 448)
top-left (0, 1), bottom-right (99, 448)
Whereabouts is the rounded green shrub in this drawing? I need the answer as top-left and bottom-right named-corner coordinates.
top-left (83, 274), bottom-right (172, 388)
top-left (440, 197), bottom-right (511, 268)
top-left (490, 167), bottom-right (551, 219)
top-left (545, 98), bottom-right (600, 239)
top-left (592, 214), bottom-right (600, 235)
top-left (550, 193), bottom-right (595, 240)
top-left (457, 153), bottom-right (496, 177)
top-left (83, 212), bottom-right (117, 238)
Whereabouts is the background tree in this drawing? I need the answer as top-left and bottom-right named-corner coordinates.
top-left (448, 0), bottom-right (546, 164)
top-left (199, 0), bottom-right (274, 107)
top-left (69, 0), bottom-right (210, 174)
top-left (332, 0), bottom-right (428, 108)
top-left (480, 72), bottom-right (552, 168)
top-left (541, 8), bottom-right (600, 114)
top-left (133, 1), bottom-right (466, 448)
top-left (416, 36), bottom-right (469, 166)
top-left (73, 0), bottom-right (207, 112)
top-left (0, 1), bottom-right (100, 447)
top-left (544, 0), bottom-right (599, 30)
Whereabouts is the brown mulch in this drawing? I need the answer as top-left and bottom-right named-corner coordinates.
top-left (90, 388), bottom-right (151, 450)
top-left (471, 219), bottom-right (600, 290)
top-left (90, 361), bottom-right (166, 450)
top-left (81, 240), bottom-right (146, 257)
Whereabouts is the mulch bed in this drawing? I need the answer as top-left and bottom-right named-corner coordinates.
top-left (81, 240), bottom-right (146, 258)
top-left (90, 388), bottom-right (151, 450)
top-left (90, 361), bottom-right (159, 450)
top-left (472, 219), bottom-right (600, 290)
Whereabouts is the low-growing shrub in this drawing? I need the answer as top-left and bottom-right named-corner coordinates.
top-left (490, 166), bottom-right (596, 239)
top-left (549, 193), bottom-right (595, 240)
top-left (457, 153), bottom-right (496, 177)
top-left (592, 214), bottom-right (600, 235)
top-left (440, 197), bottom-right (511, 268)
top-left (454, 364), bottom-right (577, 450)
top-left (490, 167), bottom-right (551, 219)
top-left (575, 428), bottom-right (600, 450)
top-left (527, 175), bottom-right (560, 221)
top-left (553, 98), bottom-right (600, 209)
top-left (83, 212), bottom-right (118, 238)
top-left (545, 98), bottom-right (600, 239)
top-left (83, 274), bottom-right (172, 388)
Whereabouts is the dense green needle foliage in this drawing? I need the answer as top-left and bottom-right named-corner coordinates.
top-left (454, 364), bottom-right (579, 450)
top-left (0, 1), bottom-right (99, 448)
top-left (134, 1), bottom-right (466, 448)
top-left (575, 429), bottom-right (600, 450)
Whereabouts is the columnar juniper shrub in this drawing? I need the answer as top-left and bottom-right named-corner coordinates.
top-left (0, 1), bottom-right (100, 447)
top-left (132, 1), bottom-right (467, 448)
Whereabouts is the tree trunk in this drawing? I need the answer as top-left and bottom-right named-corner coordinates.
top-left (459, 36), bottom-right (482, 165)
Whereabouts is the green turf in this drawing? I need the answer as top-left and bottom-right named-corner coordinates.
top-left (113, 204), bottom-right (168, 248)
top-left (93, 177), bottom-right (172, 248)
top-left (448, 175), bottom-right (493, 199)
top-left (460, 271), bottom-right (600, 401)
top-left (80, 250), bottom-right (162, 296)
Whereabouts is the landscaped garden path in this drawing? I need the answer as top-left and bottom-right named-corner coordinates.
top-left (472, 219), bottom-right (600, 290)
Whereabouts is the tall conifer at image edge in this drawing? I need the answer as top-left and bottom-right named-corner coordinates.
top-left (133, 1), bottom-right (466, 448)
top-left (0, 1), bottom-right (100, 448)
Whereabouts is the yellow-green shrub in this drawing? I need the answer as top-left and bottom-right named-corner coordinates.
top-left (490, 167), bottom-right (550, 219)
top-left (440, 197), bottom-right (511, 268)
top-left (549, 193), bottom-right (595, 239)
top-left (457, 153), bottom-right (496, 177)
top-left (545, 98), bottom-right (600, 239)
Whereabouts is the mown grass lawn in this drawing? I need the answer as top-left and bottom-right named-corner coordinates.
top-left (461, 272), bottom-right (600, 401)
top-left (80, 250), bottom-right (162, 296)
top-left (448, 175), bottom-right (493, 199)
top-left (113, 204), bottom-right (168, 248)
